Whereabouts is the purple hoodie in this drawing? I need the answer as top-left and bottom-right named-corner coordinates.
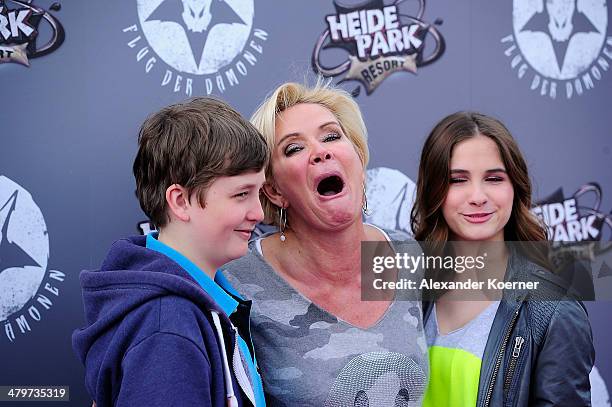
top-left (72, 236), bottom-right (254, 407)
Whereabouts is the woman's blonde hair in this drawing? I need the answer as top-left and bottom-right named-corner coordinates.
top-left (251, 80), bottom-right (369, 225)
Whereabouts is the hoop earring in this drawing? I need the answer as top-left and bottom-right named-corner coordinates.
top-left (279, 207), bottom-right (287, 242)
top-left (362, 185), bottom-right (371, 216)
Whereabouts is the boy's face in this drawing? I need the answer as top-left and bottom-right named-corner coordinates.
top-left (188, 169), bottom-right (265, 271)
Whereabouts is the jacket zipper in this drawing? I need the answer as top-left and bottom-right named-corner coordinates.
top-left (503, 336), bottom-right (525, 396)
top-left (482, 307), bottom-right (521, 407)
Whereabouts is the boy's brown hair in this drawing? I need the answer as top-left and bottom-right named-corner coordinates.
top-left (133, 97), bottom-right (269, 228)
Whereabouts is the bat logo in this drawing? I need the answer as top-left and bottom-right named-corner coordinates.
top-left (519, 0), bottom-right (599, 72)
top-left (126, 0), bottom-right (264, 95)
top-left (145, 0), bottom-right (246, 66)
top-left (504, 0), bottom-right (609, 98)
top-left (0, 190), bottom-right (40, 275)
top-left (0, 176), bottom-right (52, 332)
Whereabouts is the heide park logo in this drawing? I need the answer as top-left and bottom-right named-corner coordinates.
top-left (312, 0), bottom-right (445, 95)
top-left (502, 0), bottom-right (611, 100)
top-left (0, 0), bottom-right (64, 66)
top-left (0, 176), bottom-right (65, 344)
top-left (122, 0), bottom-right (268, 97)
top-left (533, 183), bottom-right (611, 242)
top-left (533, 183), bottom-right (612, 299)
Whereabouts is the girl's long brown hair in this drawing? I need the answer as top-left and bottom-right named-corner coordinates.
top-left (410, 112), bottom-right (549, 266)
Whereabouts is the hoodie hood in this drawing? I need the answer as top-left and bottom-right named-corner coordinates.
top-left (72, 235), bottom-right (225, 368)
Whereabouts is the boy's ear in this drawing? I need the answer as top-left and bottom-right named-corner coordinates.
top-left (165, 184), bottom-right (191, 222)
top-left (262, 182), bottom-right (288, 209)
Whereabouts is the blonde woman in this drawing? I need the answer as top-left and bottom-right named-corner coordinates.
top-left (223, 82), bottom-right (428, 406)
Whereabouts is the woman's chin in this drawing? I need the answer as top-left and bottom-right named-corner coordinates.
top-left (313, 206), bottom-right (361, 229)
top-left (334, 208), bottom-right (364, 226)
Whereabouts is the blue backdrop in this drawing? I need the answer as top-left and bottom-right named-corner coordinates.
top-left (1, 0), bottom-right (610, 405)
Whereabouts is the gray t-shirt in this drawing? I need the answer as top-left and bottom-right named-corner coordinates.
top-left (222, 229), bottom-right (429, 407)
top-left (425, 301), bottom-right (499, 359)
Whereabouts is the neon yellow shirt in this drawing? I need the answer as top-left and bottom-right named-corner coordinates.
top-left (423, 302), bottom-right (499, 407)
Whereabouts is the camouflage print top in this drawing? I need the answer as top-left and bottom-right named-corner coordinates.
top-left (222, 228), bottom-right (429, 407)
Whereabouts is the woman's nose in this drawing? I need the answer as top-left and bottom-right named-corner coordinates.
top-left (468, 184), bottom-right (488, 206)
top-left (311, 150), bottom-right (333, 164)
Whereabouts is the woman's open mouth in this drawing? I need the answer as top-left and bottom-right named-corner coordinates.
top-left (316, 175), bottom-right (345, 197)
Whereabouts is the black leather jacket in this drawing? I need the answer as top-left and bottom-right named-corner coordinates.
top-left (423, 252), bottom-right (595, 407)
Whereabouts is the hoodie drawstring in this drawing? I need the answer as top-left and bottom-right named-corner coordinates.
top-left (211, 311), bottom-right (239, 407)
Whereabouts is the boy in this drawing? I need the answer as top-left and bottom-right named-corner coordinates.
top-left (72, 98), bottom-right (268, 407)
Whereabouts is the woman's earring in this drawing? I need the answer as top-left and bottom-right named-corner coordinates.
top-left (279, 207), bottom-right (287, 242)
top-left (362, 185), bottom-right (371, 216)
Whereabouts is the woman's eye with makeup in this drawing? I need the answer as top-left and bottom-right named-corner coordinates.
top-left (449, 178), bottom-right (467, 184)
top-left (284, 144), bottom-right (303, 156)
top-left (322, 132), bottom-right (341, 142)
top-left (485, 176), bottom-right (505, 183)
